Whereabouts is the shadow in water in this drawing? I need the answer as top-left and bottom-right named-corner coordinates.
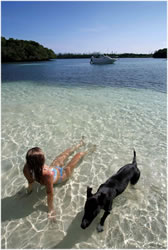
top-left (52, 211), bottom-right (97, 249)
top-left (1, 183), bottom-right (47, 222)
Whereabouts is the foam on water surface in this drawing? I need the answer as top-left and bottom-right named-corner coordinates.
top-left (1, 64), bottom-right (167, 248)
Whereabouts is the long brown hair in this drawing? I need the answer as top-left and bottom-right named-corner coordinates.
top-left (26, 147), bottom-right (45, 182)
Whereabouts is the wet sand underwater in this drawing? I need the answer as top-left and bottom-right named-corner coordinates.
top-left (1, 59), bottom-right (167, 248)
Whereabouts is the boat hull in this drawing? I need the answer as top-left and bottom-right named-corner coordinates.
top-left (90, 55), bottom-right (117, 64)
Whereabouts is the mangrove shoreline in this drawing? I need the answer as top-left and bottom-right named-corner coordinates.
top-left (1, 37), bottom-right (167, 62)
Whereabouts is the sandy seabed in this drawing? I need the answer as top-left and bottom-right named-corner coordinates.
top-left (1, 81), bottom-right (167, 249)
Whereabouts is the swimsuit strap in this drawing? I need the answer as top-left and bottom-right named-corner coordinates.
top-left (51, 168), bottom-right (58, 182)
top-left (50, 167), bottom-right (64, 183)
top-left (55, 166), bottom-right (63, 177)
top-left (55, 166), bottom-right (64, 183)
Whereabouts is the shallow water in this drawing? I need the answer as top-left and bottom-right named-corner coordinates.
top-left (1, 58), bottom-right (167, 249)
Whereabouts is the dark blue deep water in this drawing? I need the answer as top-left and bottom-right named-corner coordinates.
top-left (2, 58), bottom-right (167, 93)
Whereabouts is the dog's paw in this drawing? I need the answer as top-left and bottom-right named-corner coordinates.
top-left (97, 224), bottom-right (104, 233)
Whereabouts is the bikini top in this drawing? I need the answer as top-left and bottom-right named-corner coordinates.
top-left (32, 166), bottom-right (63, 183)
top-left (44, 166), bottom-right (63, 183)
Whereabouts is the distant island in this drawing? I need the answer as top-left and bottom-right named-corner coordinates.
top-left (56, 49), bottom-right (167, 59)
top-left (1, 37), bottom-right (167, 62)
top-left (56, 52), bottom-right (153, 59)
top-left (153, 48), bottom-right (167, 58)
top-left (1, 37), bottom-right (56, 62)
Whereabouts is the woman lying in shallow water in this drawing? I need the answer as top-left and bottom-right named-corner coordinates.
top-left (23, 138), bottom-right (96, 219)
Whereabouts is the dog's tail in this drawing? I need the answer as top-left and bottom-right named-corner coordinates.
top-left (132, 149), bottom-right (136, 164)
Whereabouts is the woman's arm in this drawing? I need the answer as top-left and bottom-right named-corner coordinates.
top-left (45, 174), bottom-right (55, 217)
top-left (23, 164), bottom-right (34, 193)
top-left (47, 192), bottom-right (54, 212)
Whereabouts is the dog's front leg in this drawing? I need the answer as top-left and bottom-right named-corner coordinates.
top-left (97, 211), bottom-right (110, 232)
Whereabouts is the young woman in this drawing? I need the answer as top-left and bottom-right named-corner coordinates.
top-left (23, 138), bottom-right (95, 219)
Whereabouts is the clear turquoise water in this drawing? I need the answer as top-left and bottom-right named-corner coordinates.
top-left (1, 58), bottom-right (167, 248)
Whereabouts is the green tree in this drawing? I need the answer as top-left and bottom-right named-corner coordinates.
top-left (1, 37), bottom-right (56, 62)
top-left (153, 48), bottom-right (167, 58)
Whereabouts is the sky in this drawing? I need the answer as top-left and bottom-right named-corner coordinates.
top-left (1, 1), bottom-right (167, 54)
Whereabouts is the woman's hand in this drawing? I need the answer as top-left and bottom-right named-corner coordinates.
top-left (48, 209), bottom-right (56, 222)
top-left (27, 183), bottom-right (33, 194)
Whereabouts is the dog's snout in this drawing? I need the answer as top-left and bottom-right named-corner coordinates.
top-left (81, 223), bottom-right (86, 229)
top-left (81, 219), bottom-right (88, 229)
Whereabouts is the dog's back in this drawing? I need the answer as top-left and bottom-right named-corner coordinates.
top-left (97, 150), bottom-right (140, 196)
top-left (81, 150), bottom-right (140, 232)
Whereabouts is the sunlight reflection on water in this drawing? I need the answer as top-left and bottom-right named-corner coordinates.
top-left (1, 59), bottom-right (167, 248)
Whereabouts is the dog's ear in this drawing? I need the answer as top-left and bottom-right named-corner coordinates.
top-left (98, 192), bottom-right (105, 204)
top-left (87, 186), bottom-right (93, 198)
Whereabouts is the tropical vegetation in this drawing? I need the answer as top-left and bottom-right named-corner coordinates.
top-left (1, 37), bottom-right (167, 62)
top-left (56, 52), bottom-right (153, 59)
top-left (1, 37), bottom-right (56, 62)
top-left (153, 48), bottom-right (167, 58)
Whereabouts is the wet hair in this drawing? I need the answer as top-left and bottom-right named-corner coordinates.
top-left (26, 147), bottom-right (45, 182)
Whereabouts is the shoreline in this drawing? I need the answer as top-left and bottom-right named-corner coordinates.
top-left (2, 57), bottom-right (165, 64)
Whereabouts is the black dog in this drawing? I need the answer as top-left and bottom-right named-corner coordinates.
top-left (81, 150), bottom-right (140, 232)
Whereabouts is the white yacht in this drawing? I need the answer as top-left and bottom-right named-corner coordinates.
top-left (90, 54), bottom-right (117, 64)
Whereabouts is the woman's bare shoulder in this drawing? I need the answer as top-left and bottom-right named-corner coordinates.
top-left (42, 167), bottom-right (53, 185)
top-left (23, 163), bottom-right (34, 184)
top-left (23, 163), bottom-right (30, 173)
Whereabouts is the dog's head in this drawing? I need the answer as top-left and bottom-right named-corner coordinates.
top-left (81, 186), bottom-right (104, 229)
